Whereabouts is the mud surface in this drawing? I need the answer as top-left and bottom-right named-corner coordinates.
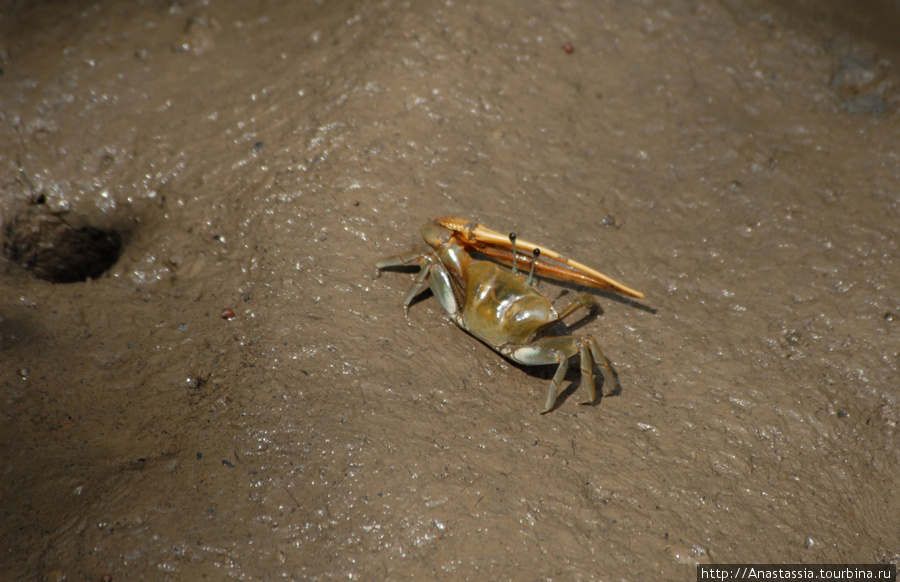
top-left (1, 0), bottom-right (898, 579)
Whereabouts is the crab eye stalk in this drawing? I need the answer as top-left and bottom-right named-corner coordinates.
top-left (526, 247), bottom-right (541, 286)
top-left (509, 232), bottom-right (518, 274)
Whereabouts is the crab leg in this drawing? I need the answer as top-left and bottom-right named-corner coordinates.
top-left (579, 340), bottom-right (597, 405)
top-left (573, 336), bottom-right (614, 406)
top-left (375, 249), bottom-right (426, 273)
top-left (377, 249), bottom-right (463, 323)
top-left (545, 351), bottom-right (570, 415)
top-left (506, 332), bottom-right (616, 413)
top-left (399, 265), bottom-right (432, 316)
top-left (585, 335), bottom-right (615, 400)
top-left (555, 294), bottom-right (596, 322)
top-left (376, 251), bottom-right (428, 317)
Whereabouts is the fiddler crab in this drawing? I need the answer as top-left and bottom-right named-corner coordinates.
top-left (375, 217), bottom-right (646, 414)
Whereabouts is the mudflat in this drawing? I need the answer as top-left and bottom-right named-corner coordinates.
top-left (1, 1), bottom-right (898, 579)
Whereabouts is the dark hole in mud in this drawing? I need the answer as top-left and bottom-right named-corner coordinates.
top-left (4, 202), bottom-right (123, 284)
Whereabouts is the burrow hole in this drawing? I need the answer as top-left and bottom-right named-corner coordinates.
top-left (4, 196), bottom-right (123, 284)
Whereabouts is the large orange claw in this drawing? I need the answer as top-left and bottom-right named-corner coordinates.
top-left (434, 217), bottom-right (646, 299)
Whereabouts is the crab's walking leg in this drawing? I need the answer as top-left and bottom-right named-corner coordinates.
top-left (508, 333), bottom-right (616, 413)
top-left (375, 249), bottom-right (425, 274)
top-left (570, 335), bottom-right (616, 407)
top-left (507, 338), bottom-right (576, 414)
top-left (376, 250), bottom-right (429, 318)
top-left (587, 335), bottom-right (616, 398)
top-left (377, 251), bottom-right (460, 321)
top-left (399, 265), bottom-right (432, 317)
top-left (555, 294), bottom-right (596, 322)
top-left (579, 340), bottom-right (597, 405)
top-left (543, 351), bottom-right (570, 414)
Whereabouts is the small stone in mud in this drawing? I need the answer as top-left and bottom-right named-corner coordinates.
top-left (600, 214), bottom-right (622, 229)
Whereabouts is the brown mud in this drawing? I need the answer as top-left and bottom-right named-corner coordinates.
top-left (1, 0), bottom-right (898, 579)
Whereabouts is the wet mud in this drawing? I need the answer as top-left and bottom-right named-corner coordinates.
top-left (1, 0), bottom-right (898, 579)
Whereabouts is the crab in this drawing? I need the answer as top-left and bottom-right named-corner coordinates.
top-left (375, 217), bottom-right (646, 413)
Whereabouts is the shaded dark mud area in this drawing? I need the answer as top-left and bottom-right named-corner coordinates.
top-left (1, 0), bottom-right (898, 579)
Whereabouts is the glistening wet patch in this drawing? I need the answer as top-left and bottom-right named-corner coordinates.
top-left (4, 200), bottom-right (123, 284)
